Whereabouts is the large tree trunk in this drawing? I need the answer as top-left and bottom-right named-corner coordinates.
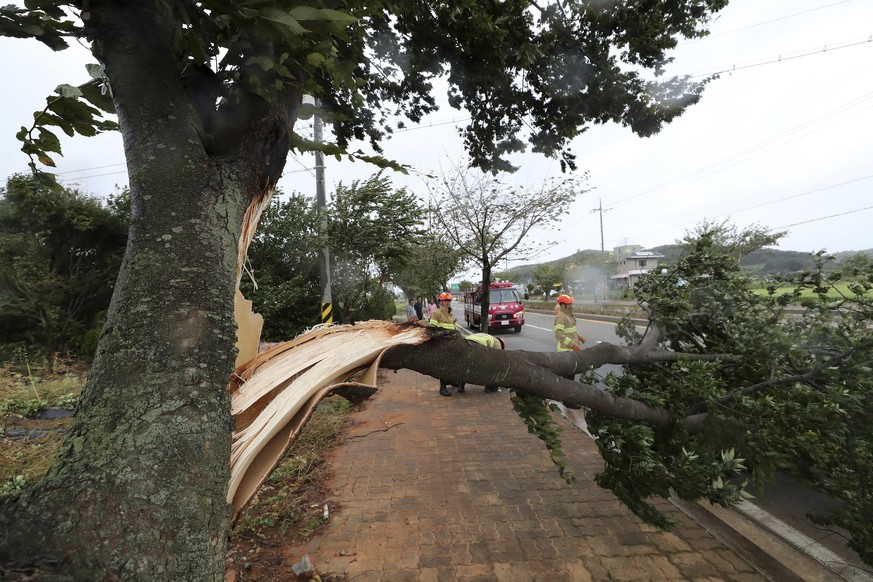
top-left (1, 3), bottom-right (297, 579)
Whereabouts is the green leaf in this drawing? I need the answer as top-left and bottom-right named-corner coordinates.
top-left (85, 63), bottom-right (105, 81)
top-left (306, 52), bottom-right (326, 67)
top-left (79, 80), bottom-right (116, 114)
top-left (258, 8), bottom-right (305, 35)
top-left (289, 6), bottom-right (356, 26)
top-left (54, 84), bottom-right (82, 99)
top-left (245, 55), bottom-right (276, 71)
top-left (36, 127), bottom-right (62, 154)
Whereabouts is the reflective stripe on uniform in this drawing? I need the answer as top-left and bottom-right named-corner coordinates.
top-left (467, 333), bottom-right (498, 348)
top-left (429, 320), bottom-right (456, 330)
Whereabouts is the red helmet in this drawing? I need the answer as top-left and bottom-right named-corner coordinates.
top-left (557, 294), bottom-right (574, 305)
top-left (496, 337), bottom-right (506, 350)
top-left (438, 292), bottom-right (452, 301)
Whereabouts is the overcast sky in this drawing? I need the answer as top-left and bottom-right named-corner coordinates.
top-left (2, 0), bottom-right (871, 267)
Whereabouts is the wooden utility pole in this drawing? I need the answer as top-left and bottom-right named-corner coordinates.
top-left (590, 198), bottom-right (612, 253)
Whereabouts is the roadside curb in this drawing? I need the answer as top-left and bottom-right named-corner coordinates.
top-left (670, 498), bottom-right (872, 581)
top-left (524, 307), bottom-right (648, 327)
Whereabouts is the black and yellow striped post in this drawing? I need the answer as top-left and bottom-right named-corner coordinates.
top-left (321, 301), bottom-right (333, 326)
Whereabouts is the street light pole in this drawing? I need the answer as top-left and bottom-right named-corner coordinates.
top-left (314, 100), bottom-right (333, 326)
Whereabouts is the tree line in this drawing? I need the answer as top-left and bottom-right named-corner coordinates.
top-left (0, 172), bottom-right (465, 356)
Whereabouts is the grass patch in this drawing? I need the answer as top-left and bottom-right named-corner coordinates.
top-left (0, 356), bottom-right (87, 496)
top-left (751, 282), bottom-right (863, 299)
top-left (0, 431), bottom-right (65, 494)
top-left (1, 359), bottom-right (86, 412)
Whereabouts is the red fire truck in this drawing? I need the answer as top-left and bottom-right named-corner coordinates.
top-left (463, 281), bottom-right (525, 332)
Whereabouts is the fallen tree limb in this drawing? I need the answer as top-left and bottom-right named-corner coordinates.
top-left (228, 321), bottom-right (742, 519)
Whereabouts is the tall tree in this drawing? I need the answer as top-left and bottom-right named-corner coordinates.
top-left (329, 174), bottom-right (424, 322)
top-left (391, 231), bottom-right (464, 302)
top-left (0, 1), bottom-right (731, 578)
top-left (0, 174), bottom-right (128, 356)
top-left (429, 169), bottom-right (585, 331)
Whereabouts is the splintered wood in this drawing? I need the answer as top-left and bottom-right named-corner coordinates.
top-left (227, 320), bottom-right (429, 520)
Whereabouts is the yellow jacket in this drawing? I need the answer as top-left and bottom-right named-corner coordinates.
top-left (554, 307), bottom-right (583, 351)
top-left (429, 306), bottom-right (456, 330)
top-left (467, 333), bottom-right (500, 348)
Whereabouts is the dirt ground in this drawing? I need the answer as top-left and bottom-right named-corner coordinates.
top-left (225, 409), bottom-right (366, 582)
top-left (1, 356), bottom-right (352, 582)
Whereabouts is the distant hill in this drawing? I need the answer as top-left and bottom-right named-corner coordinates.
top-left (500, 246), bottom-right (873, 282)
top-left (648, 244), bottom-right (821, 274)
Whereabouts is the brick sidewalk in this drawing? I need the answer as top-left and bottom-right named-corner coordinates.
top-left (287, 369), bottom-right (767, 581)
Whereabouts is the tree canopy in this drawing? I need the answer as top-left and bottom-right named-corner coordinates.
top-left (3, 0), bottom-right (728, 176)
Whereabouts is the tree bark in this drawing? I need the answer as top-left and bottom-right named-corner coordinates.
top-left (381, 333), bottom-right (674, 428)
top-left (380, 331), bottom-right (737, 430)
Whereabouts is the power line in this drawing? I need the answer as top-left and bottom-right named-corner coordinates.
top-left (610, 89), bottom-right (873, 208)
top-left (680, 0), bottom-right (857, 44)
top-left (773, 204), bottom-right (873, 229)
top-left (711, 174), bottom-right (873, 219)
top-left (393, 116), bottom-right (470, 133)
top-left (58, 169), bottom-right (128, 180)
top-left (690, 35), bottom-right (872, 79)
top-left (287, 154), bottom-right (316, 178)
top-left (55, 162), bottom-right (126, 175)
top-left (606, 173), bottom-right (872, 247)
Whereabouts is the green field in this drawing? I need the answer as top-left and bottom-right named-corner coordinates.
top-left (751, 282), bottom-right (866, 299)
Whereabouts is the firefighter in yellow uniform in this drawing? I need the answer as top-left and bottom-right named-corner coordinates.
top-left (430, 292), bottom-right (461, 396)
top-left (554, 293), bottom-right (585, 408)
top-left (466, 333), bottom-right (506, 392)
top-left (554, 294), bottom-right (585, 352)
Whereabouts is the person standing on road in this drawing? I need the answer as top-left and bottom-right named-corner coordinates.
top-left (426, 296), bottom-right (437, 322)
top-left (466, 333), bottom-right (505, 392)
top-left (414, 296), bottom-right (424, 322)
top-left (430, 291), bottom-right (463, 396)
top-left (554, 293), bottom-right (586, 408)
top-left (554, 294), bottom-right (585, 352)
top-left (405, 298), bottom-right (419, 323)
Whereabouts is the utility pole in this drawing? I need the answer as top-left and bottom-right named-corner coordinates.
top-left (590, 198), bottom-right (612, 303)
top-left (314, 100), bottom-right (333, 326)
top-left (589, 198), bottom-right (612, 253)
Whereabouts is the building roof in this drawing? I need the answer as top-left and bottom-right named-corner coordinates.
top-left (626, 250), bottom-right (664, 258)
top-left (611, 269), bottom-right (651, 279)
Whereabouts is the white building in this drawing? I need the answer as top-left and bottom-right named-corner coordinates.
top-left (610, 245), bottom-right (665, 290)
